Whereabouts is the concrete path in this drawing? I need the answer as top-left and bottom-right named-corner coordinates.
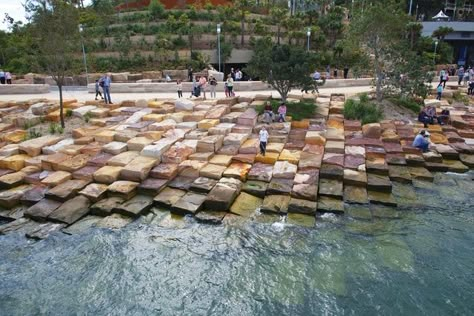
top-left (0, 85), bottom-right (375, 102)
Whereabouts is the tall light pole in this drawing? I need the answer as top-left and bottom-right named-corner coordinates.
top-left (79, 24), bottom-right (89, 86)
top-left (409, 0), bottom-right (413, 15)
top-left (433, 40), bottom-right (439, 64)
top-left (306, 27), bottom-right (311, 52)
top-left (217, 23), bottom-right (221, 73)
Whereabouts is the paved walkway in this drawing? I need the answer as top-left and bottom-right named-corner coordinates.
top-left (0, 86), bottom-right (375, 102)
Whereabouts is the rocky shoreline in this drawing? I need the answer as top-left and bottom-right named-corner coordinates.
top-left (0, 93), bottom-right (473, 239)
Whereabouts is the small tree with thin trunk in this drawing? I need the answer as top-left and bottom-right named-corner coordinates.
top-left (28, 0), bottom-right (81, 128)
top-left (246, 38), bottom-right (315, 101)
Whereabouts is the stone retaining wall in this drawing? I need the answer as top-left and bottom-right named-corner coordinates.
top-left (0, 84), bottom-right (50, 95)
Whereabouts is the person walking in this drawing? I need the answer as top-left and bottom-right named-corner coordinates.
top-left (333, 68), bottom-right (338, 79)
top-left (188, 67), bottom-right (193, 82)
top-left (436, 83), bottom-right (443, 100)
top-left (277, 103), bottom-right (287, 122)
top-left (439, 68), bottom-right (448, 88)
top-left (5, 71), bottom-right (12, 84)
top-left (259, 126), bottom-right (269, 156)
top-left (226, 74), bottom-right (234, 97)
top-left (199, 75), bottom-right (207, 100)
top-left (209, 76), bottom-right (217, 98)
top-left (0, 70), bottom-right (5, 84)
top-left (94, 79), bottom-right (104, 100)
top-left (102, 74), bottom-right (112, 104)
top-left (457, 66), bottom-right (465, 85)
top-left (343, 66), bottom-right (349, 79)
top-left (177, 80), bottom-right (183, 98)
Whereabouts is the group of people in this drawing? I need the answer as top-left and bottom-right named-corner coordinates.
top-left (94, 74), bottom-right (112, 104)
top-left (418, 105), bottom-right (450, 127)
top-left (262, 102), bottom-right (287, 124)
top-left (0, 70), bottom-right (12, 84)
top-left (184, 73), bottom-right (235, 99)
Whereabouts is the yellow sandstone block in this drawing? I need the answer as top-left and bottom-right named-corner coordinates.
top-left (198, 119), bottom-right (220, 129)
top-left (0, 154), bottom-right (31, 171)
top-left (147, 100), bottom-right (165, 108)
top-left (278, 149), bottom-right (301, 164)
top-left (291, 120), bottom-right (310, 129)
top-left (429, 133), bottom-right (449, 144)
top-left (3, 130), bottom-right (27, 143)
top-left (142, 114), bottom-right (165, 122)
top-left (94, 130), bottom-right (116, 143)
top-left (255, 152), bottom-right (279, 164)
top-left (46, 110), bottom-right (61, 122)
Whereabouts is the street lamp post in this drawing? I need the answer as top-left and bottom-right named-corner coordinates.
top-left (217, 23), bottom-right (221, 73)
top-left (79, 24), bottom-right (89, 86)
top-left (306, 27), bottom-right (311, 52)
top-left (409, 0), bottom-right (413, 15)
top-left (434, 40), bottom-right (439, 64)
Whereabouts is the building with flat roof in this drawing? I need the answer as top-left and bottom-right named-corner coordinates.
top-left (422, 21), bottom-right (474, 66)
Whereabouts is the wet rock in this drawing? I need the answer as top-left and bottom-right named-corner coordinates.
top-left (366, 158), bottom-right (389, 176)
top-left (286, 213), bottom-right (316, 228)
top-left (385, 154), bottom-right (407, 166)
top-left (137, 178), bottom-right (168, 196)
top-left (229, 192), bottom-right (262, 217)
top-left (108, 180), bottom-right (139, 200)
top-left (167, 176), bottom-right (196, 190)
top-left (317, 196), bottom-right (344, 214)
top-left (195, 211), bottom-right (227, 225)
top-left (343, 186), bottom-right (368, 204)
top-left (171, 192), bottom-right (207, 215)
top-left (343, 169), bottom-right (367, 187)
top-left (90, 196), bottom-right (124, 216)
top-left (422, 151), bottom-right (443, 163)
top-left (267, 178), bottom-right (293, 195)
top-left (21, 185), bottom-right (49, 205)
top-left (408, 166), bottom-right (434, 182)
top-left (205, 178), bottom-right (242, 211)
top-left (368, 191), bottom-right (397, 207)
top-left (319, 164), bottom-right (344, 180)
top-left (288, 198), bottom-right (317, 215)
top-left (367, 174), bottom-right (392, 192)
top-left (96, 213), bottom-right (134, 229)
top-left (242, 180), bottom-right (268, 198)
top-left (318, 179), bottom-right (343, 199)
top-left (46, 179), bottom-right (89, 202)
top-left (153, 187), bottom-right (186, 208)
top-left (260, 195), bottom-right (291, 215)
top-left (291, 184), bottom-right (318, 201)
top-left (405, 154), bottom-right (425, 167)
top-left (48, 195), bottom-right (90, 225)
top-left (79, 183), bottom-right (109, 202)
top-left (0, 184), bottom-right (32, 209)
top-left (26, 222), bottom-right (66, 240)
top-left (388, 166), bottom-right (412, 184)
top-left (114, 195), bottom-right (153, 217)
top-left (62, 215), bottom-right (103, 234)
top-left (93, 166), bottom-right (123, 184)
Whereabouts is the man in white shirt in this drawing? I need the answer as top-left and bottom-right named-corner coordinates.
top-left (259, 126), bottom-right (269, 156)
top-left (235, 69), bottom-right (243, 81)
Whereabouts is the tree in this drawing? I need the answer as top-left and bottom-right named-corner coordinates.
top-left (246, 38), bottom-right (315, 101)
top-left (149, 0), bottom-right (165, 21)
top-left (28, 0), bottom-right (81, 128)
top-left (318, 5), bottom-right (345, 48)
top-left (346, 0), bottom-right (409, 102)
top-left (269, 7), bottom-right (287, 45)
top-left (432, 26), bottom-right (454, 41)
top-left (234, 0), bottom-right (252, 47)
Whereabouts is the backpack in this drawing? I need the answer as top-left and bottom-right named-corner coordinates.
top-left (99, 79), bottom-right (105, 87)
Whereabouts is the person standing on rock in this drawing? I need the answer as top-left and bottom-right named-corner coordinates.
top-left (226, 74), bottom-right (234, 97)
top-left (436, 83), bottom-right (443, 100)
top-left (94, 79), bottom-right (104, 100)
top-left (457, 66), bottom-right (465, 85)
top-left (259, 126), bottom-right (269, 156)
top-left (5, 71), bottom-right (12, 84)
top-left (102, 74), bottom-right (112, 104)
top-left (199, 75), bottom-right (208, 100)
top-left (209, 76), bottom-right (217, 98)
top-left (177, 80), bottom-right (183, 98)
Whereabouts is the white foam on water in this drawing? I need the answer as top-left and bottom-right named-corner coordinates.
top-left (320, 213), bottom-right (338, 222)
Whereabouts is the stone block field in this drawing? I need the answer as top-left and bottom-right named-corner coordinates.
top-left (0, 93), bottom-right (473, 239)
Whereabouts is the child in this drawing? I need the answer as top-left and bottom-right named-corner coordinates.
top-left (277, 103), bottom-right (287, 122)
top-left (436, 84), bottom-right (443, 100)
top-left (468, 80), bottom-right (474, 95)
top-left (95, 79), bottom-right (103, 100)
top-left (259, 126), bottom-right (269, 156)
top-left (177, 80), bottom-right (183, 98)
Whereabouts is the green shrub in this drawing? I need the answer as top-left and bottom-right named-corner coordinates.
top-left (344, 94), bottom-right (383, 124)
top-left (84, 112), bottom-right (92, 123)
top-left (26, 128), bottom-right (42, 140)
top-left (149, 0), bottom-right (165, 20)
top-left (387, 97), bottom-right (422, 113)
top-left (452, 91), bottom-right (469, 105)
top-left (66, 109), bottom-right (73, 118)
top-left (48, 123), bottom-right (59, 134)
top-left (57, 126), bottom-right (64, 134)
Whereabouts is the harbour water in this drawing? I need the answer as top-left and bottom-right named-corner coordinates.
top-left (1, 172), bottom-right (473, 315)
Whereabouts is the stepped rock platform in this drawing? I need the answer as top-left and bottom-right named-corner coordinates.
top-left (0, 93), bottom-right (473, 239)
